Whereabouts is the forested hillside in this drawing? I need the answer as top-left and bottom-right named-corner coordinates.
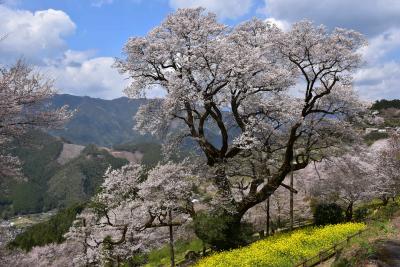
top-left (0, 94), bottom-right (172, 219)
top-left (0, 131), bottom-right (127, 218)
top-left (50, 94), bottom-right (154, 147)
top-left (8, 204), bottom-right (85, 251)
top-left (371, 99), bottom-right (400, 127)
top-left (1, 131), bottom-right (63, 217)
top-left (371, 99), bottom-right (400, 110)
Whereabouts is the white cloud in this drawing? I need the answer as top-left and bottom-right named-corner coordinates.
top-left (169, 0), bottom-right (253, 19)
top-left (355, 61), bottom-right (400, 100)
top-left (43, 51), bottom-right (165, 99)
top-left (353, 28), bottom-right (400, 100)
top-left (91, 0), bottom-right (114, 7)
top-left (359, 28), bottom-right (400, 64)
top-left (265, 17), bottom-right (290, 31)
top-left (56, 49), bottom-right (97, 66)
top-left (43, 52), bottom-right (127, 99)
top-left (261, 0), bottom-right (400, 37)
top-left (0, 5), bottom-right (129, 99)
top-left (0, 6), bottom-right (76, 64)
top-left (145, 84), bottom-right (166, 99)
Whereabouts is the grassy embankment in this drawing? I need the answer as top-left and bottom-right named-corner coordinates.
top-left (330, 198), bottom-right (400, 266)
top-left (143, 239), bottom-right (203, 267)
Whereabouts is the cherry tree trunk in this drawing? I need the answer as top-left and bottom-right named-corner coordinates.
top-left (345, 202), bottom-right (354, 222)
top-left (168, 210), bottom-right (175, 267)
top-left (290, 171), bottom-right (294, 230)
top-left (266, 197), bottom-right (270, 236)
top-left (382, 196), bottom-right (390, 206)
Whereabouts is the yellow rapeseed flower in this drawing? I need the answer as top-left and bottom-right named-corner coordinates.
top-left (195, 222), bottom-right (366, 267)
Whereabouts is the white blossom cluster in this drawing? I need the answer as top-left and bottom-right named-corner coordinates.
top-left (65, 161), bottom-right (197, 265)
top-left (0, 60), bottom-right (72, 179)
top-left (375, 134), bottom-right (400, 199)
top-left (308, 137), bottom-right (400, 216)
top-left (113, 9), bottom-right (373, 242)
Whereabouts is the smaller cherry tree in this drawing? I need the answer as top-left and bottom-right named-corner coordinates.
top-left (310, 150), bottom-right (377, 221)
top-left (0, 60), bottom-right (71, 179)
top-left (66, 161), bottom-right (198, 265)
top-left (375, 133), bottom-right (400, 204)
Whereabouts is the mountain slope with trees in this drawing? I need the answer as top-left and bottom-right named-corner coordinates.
top-left (371, 99), bottom-right (400, 127)
top-left (50, 94), bottom-right (154, 147)
top-left (371, 99), bottom-right (400, 111)
top-left (0, 131), bottom-right (128, 218)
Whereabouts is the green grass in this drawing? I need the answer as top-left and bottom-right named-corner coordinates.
top-left (332, 198), bottom-right (400, 266)
top-left (144, 238), bottom-right (203, 267)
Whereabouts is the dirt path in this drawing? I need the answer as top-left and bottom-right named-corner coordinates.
top-left (318, 257), bottom-right (335, 267)
top-left (317, 214), bottom-right (400, 267)
top-left (372, 240), bottom-right (400, 266)
top-left (369, 216), bottom-right (400, 267)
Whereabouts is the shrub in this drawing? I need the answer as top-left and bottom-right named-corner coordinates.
top-left (314, 203), bottom-right (344, 226)
top-left (332, 258), bottom-right (351, 267)
top-left (195, 223), bottom-right (366, 267)
top-left (144, 239), bottom-right (203, 266)
top-left (126, 253), bottom-right (148, 266)
top-left (194, 211), bottom-right (253, 250)
top-left (354, 207), bottom-right (369, 222)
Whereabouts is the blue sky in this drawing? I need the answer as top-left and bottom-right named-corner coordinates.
top-left (16, 0), bottom-right (173, 57)
top-left (5, 0), bottom-right (265, 57)
top-left (1, 0), bottom-right (400, 100)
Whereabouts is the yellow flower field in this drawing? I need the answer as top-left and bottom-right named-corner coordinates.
top-left (195, 223), bottom-right (366, 267)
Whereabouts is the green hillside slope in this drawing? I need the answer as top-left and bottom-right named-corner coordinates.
top-left (0, 131), bottom-right (127, 219)
top-left (50, 94), bottom-right (155, 147)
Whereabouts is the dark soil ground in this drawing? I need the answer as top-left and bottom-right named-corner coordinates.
top-left (370, 240), bottom-right (400, 266)
top-left (369, 216), bottom-right (400, 267)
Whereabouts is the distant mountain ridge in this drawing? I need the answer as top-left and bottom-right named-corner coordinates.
top-left (50, 94), bottom-right (155, 147)
top-left (49, 94), bottom-right (230, 149)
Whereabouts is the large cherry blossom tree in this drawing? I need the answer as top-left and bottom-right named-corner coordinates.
top-left (116, 8), bottom-right (367, 247)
